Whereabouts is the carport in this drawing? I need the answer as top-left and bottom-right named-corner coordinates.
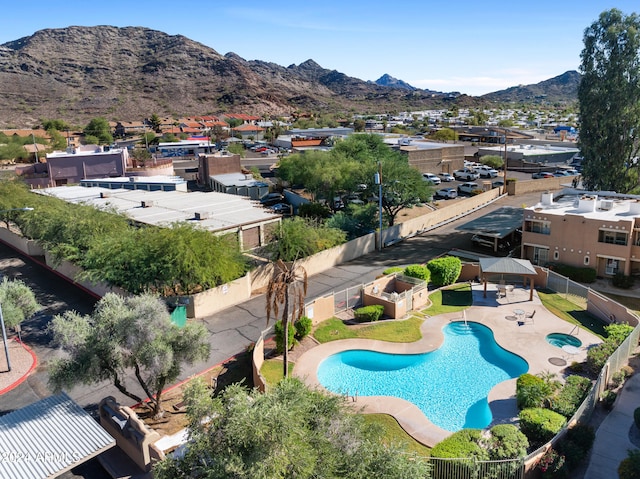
top-left (456, 206), bottom-right (524, 253)
top-left (0, 392), bottom-right (115, 478)
top-left (479, 257), bottom-right (538, 301)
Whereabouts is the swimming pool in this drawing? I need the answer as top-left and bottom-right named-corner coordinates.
top-left (317, 321), bottom-right (528, 432)
top-left (546, 332), bottom-right (582, 349)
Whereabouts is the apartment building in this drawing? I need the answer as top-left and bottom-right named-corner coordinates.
top-left (521, 192), bottom-right (640, 277)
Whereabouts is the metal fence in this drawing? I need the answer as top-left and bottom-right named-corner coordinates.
top-left (333, 285), bottom-right (363, 313)
top-left (428, 456), bottom-right (523, 479)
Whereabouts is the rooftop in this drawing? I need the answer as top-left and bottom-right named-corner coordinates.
top-left (527, 192), bottom-right (640, 221)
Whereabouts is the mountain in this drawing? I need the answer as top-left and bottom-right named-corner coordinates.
top-left (481, 71), bottom-right (581, 103)
top-left (0, 26), bottom-right (467, 127)
top-left (374, 74), bottom-right (417, 91)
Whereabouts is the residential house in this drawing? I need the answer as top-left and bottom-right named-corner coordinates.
top-left (521, 192), bottom-right (640, 277)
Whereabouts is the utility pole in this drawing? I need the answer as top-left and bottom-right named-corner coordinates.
top-left (375, 162), bottom-right (383, 251)
top-left (32, 133), bottom-right (38, 163)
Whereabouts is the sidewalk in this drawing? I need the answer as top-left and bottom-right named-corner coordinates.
top-left (0, 337), bottom-right (37, 394)
top-left (584, 372), bottom-right (640, 478)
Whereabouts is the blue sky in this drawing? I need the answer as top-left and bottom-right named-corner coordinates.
top-left (1, 1), bottom-right (638, 96)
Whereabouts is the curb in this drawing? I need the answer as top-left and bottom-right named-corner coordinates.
top-left (0, 338), bottom-right (38, 395)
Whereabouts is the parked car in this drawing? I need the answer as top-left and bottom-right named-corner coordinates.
top-left (563, 168), bottom-right (579, 175)
top-left (422, 173), bottom-right (441, 185)
top-left (473, 165), bottom-right (499, 178)
top-left (435, 188), bottom-right (458, 199)
top-left (260, 192), bottom-right (284, 206)
top-left (492, 179), bottom-right (504, 189)
top-left (471, 234), bottom-right (510, 251)
top-left (457, 182), bottom-right (480, 195)
top-left (553, 170), bottom-right (572, 177)
top-left (532, 171), bottom-right (554, 179)
top-left (439, 172), bottom-right (455, 182)
top-left (453, 168), bottom-right (480, 181)
top-left (270, 203), bottom-right (291, 214)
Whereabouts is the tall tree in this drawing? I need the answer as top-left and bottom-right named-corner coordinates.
top-left (266, 260), bottom-right (308, 378)
top-left (0, 277), bottom-right (39, 338)
top-left (578, 9), bottom-right (640, 191)
top-left (153, 378), bottom-right (431, 478)
top-left (83, 117), bottom-right (113, 145)
top-left (48, 293), bottom-right (210, 417)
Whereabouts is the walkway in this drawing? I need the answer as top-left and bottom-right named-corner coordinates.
top-left (293, 283), bottom-right (602, 447)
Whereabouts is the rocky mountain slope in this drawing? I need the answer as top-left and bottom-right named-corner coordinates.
top-left (0, 26), bottom-right (578, 128)
top-left (481, 70), bottom-right (581, 103)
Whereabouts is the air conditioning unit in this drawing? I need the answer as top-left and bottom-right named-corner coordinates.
top-left (195, 212), bottom-right (209, 220)
top-left (100, 192), bottom-right (110, 198)
top-left (141, 200), bottom-right (153, 208)
top-left (600, 199), bottom-right (614, 210)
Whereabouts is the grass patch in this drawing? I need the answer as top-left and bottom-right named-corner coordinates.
top-left (363, 414), bottom-right (431, 457)
top-left (537, 290), bottom-right (607, 339)
top-left (423, 283), bottom-right (472, 315)
top-left (314, 316), bottom-right (423, 344)
top-left (260, 359), bottom-right (294, 386)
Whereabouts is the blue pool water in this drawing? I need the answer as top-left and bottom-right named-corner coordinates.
top-left (546, 332), bottom-right (582, 349)
top-left (317, 321), bottom-right (528, 432)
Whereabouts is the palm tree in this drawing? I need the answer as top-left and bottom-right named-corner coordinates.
top-left (266, 259), bottom-right (308, 378)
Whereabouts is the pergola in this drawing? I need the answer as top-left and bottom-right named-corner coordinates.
top-left (479, 257), bottom-right (538, 301)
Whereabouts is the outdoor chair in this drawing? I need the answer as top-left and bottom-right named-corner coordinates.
top-left (523, 310), bottom-right (535, 323)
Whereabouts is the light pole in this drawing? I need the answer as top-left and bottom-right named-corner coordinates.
top-left (374, 162), bottom-right (383, 251)
top-left (0, 207), bottom-right (33, 372)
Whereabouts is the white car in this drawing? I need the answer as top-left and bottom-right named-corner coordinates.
top-left (453, 168), bottom-right (480, 181)
top-left (473, 165), bottom-right (499, 178)
top-left (435, 188), bottom-right (458, 199)
top-left (439, 172), bottom-right (455, 182)
top-left (457, 182), bottom-right (480, 195)
top-left (422, 173), bottom-right (441, 185)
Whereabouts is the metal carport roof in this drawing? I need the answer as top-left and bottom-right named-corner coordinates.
top-left (455, 206), bottom-right (524, 239)
top-left (0, 392), bottom-right (115, 479)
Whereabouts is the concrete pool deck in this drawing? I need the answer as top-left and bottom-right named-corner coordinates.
top-left (293, 283), bottom-right (603, 447)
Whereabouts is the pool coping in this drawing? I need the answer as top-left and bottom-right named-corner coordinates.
top-left (292, 284), bottom-right (603, 447)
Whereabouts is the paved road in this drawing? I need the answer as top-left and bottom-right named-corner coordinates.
top-left (0, 190), bottom-right (545, 417)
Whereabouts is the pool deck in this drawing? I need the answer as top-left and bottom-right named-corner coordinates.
top-left (292, 283), bottom-right (603, 447)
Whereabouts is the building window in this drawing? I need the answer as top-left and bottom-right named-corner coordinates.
top-left (524, 220), bottom-right (551, 235)
top-left (532, 246), bottom-right (549, 265)
top-left (584, 256), bottom-right (590, 265)
top-left (553, 251), bottom-right (559, 260)
top-left (598, 230), bottom-right (628, 246)
top-left (605, 259), bottom-right (619, 275)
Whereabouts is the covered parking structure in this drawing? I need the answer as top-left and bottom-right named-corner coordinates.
top-left (456, 206), bottom-right (524, 253)
top-left (479, 257), bottom-right (538, 301)
top-left (0, 392), bottom-right (115, 478)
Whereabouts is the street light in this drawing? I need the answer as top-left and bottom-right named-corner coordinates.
top-left (0, 206), bottom-right (33, 372)
top-left (374, 162), bottom-right (383, 251)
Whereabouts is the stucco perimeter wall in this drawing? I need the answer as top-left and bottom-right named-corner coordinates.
top-left (187, 274), bottom-right (251, 318)
top-left (382, 188), bottom-right (501, 245)
top-left (0, 226), bottom-right (44, 256)
top-left (305, 293), bottom-right (336, 325)
top-left (587, 289), bottom-right (639, 327)
top-left (506, 176), bottom-right (576, 196)
top-left (44, 251), bottom-right (128, 298)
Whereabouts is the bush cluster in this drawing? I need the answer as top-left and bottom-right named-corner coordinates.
top-left (403, 264), bottom-right (431, 282)
top-left (518, 408), bottom-right (566, 446)
top-left (586, 323), bottom-right (634, 375)
top-left (549, 263), bottom-right (597, 283)
top-left (427, 256), bottom-right (462, 287)
top-left (274, 316), bottom-right (313, 352)
top-left (619, 450), bottom-right (640, 479)
top-left (550, 375), bottom-right (592, 418)
top-left (353, 305), bottom-right (384, 322)
top-left (612, 272), bottom-right (635, 289)
top-left (516, 373), bottom-right (551, 409)
top-left (294, 316), bottom-right (313, 340)
top-left (382, 266), bottom-right (403, 275)
top-left (556, 424), bottom-right (595, 471)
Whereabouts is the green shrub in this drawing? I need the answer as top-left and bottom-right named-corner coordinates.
top-left (293, 316), bottom-right (312, 340)
top-left (403, 264), bottom-right (431, 282)
top-left (634, 407), bottom-right (640, 428)
top-left (549, 263), bottom-right (597, 283)
top-left (274, 320), bottom-right (295, 353)
top-left (619, 450), bottom-right (640, 479)
top-left (427, 256), bottom-right (462, 287)
top-left (516, 373), bottom-right (551, 410)
top-left (586, 341), bottom-right (618, 375)
top-left (610, 370), bottom-right (627, 388)
top-left (556, 424), bottom-right (595, 470)
top-left (601, 390), bottom-right (617, 410)
top-left (518, 408), bottom-right (566, 446)
top-left (297, 202), bottom-right (332, 219)
top-left (486, 424), bottom-right (529, 460)
top-left (604, 322), bottom-right (634, 345)
top-left (612, 272), bottom-right (635, 289)
top-left (431, 429), bottom-right (488, 460)
top-left (353, 305), bottom-right (384, 322)
top-left (382, 266), bottom-right (403, 275)
top-left (551, 375), bottom-right (592, 418)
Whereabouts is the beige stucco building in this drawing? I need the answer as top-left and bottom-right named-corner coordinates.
top-left (522, 192), bottom-right (640, 277)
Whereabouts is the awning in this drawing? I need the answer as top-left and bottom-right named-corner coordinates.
top-left (0, 393), bottom-right (115, 478)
